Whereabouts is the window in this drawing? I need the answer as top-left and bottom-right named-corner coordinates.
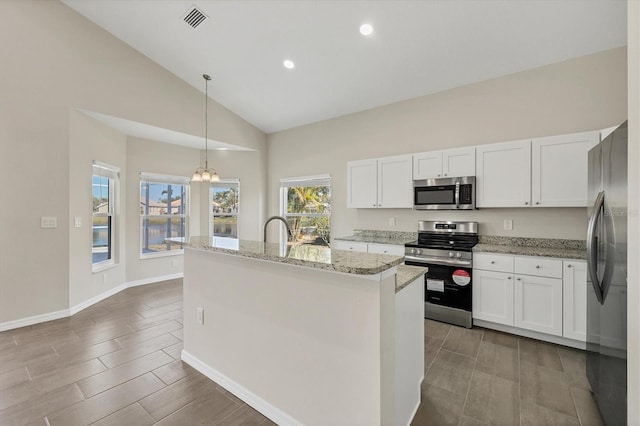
top-left (280, 175), bottom-right (331, 247)
top-left (92, 162), bottom-right (119, 270)
top-left (140, 173), bottom-right (189, 258)
top-left (211, 180), bottom-right (239, 238)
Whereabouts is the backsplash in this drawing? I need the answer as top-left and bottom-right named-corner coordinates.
top-left (353, 229), bottom-right (417, 240)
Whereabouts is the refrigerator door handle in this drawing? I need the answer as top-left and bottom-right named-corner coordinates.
top-left (587, 191), bottom-right (605, 304)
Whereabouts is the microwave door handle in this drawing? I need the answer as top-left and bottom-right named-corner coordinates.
top-left (586, 191), bottom-right (605, 304)
top-left (455, 182), bottom-right (460, 209)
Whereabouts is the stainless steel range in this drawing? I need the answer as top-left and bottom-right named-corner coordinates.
top-left (404, 221), bottom-right (478, 328)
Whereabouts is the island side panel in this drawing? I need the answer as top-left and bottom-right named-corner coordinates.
top-left (182, 248), bottom-right (396, 426)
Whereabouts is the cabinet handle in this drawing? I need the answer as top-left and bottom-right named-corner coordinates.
top-left (507, 276), bottom-right (512, 280)
top-left (444, 173), bottom-right (448, 176)
top-left (535, 265), bottom-right (540, 269)
top-left (490, 261), bottom-right (495, 264)
top-left (567, 264), bottom-right (572, 268)
top-left (517, 277), bottom-right (521, 281)
top-left (383, 250), bottom-right (388, 253)
top-left (524, 202), bottom-right (529, 205)
top-left (373, 204), bottom-right (376, 207)
top-left (535, 202), bottom-right (540, 205)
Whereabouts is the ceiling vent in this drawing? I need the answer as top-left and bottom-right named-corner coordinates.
top-left (183, 6), bottom-right (208, 30)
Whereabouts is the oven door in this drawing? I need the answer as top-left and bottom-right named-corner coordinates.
top-left (405, 259), bottom-right (472, 312)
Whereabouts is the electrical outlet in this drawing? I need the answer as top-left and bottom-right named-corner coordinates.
top-left (103, 273), bottom-right (107, 285)
top-left (170, 259), bottom-right (178, 268)
top-left (74, 217), bottom-right (82, 228)
top-left (197, 307), bottom-right (204, 324)
top-left (503, 219), bottom-right (513, 231)
top-left (388, 217), bottom-right (396, 227)
top-left (41, 216), bottom-right (57, 228)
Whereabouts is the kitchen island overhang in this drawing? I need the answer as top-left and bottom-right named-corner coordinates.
top-left (180, 237), bottom-right (425, 426)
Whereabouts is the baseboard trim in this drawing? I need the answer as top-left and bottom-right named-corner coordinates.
top-left (69, 283), bottom-right (127, 316)
top-left (181, 350), bottom-right (302, 426)
top-left (0, 309), bottom-right (70, 332)
top-left (473, 319), bottom-right (587, 350)
top-left (0, 273), bottom-right (184, 332)
top-left (126, 273), bottom-right (183, 288)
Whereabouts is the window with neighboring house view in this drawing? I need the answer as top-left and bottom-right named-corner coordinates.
top-left (280, 175), bottom-right (331, 247)
top-left (211, 180), bottom-right (239, 238)
top-left (140, 173), bottom-right (189, 258)
top-left (92, 162), bottom-right (119, 270)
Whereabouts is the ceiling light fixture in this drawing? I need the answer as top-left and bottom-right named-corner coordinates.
top-left (192, 74), bottom-right (220, 183)
top-left (359, 23), bottom-right (374, 36)
top-left (283, 59), bottom-right (295, 69)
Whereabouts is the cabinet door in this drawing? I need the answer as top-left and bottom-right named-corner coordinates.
top-left (563, 261), bottom-right (587, 341)
top-left (332, 240), bottom-right (368, 253)
top-left (347, 159), bottom-right (378, 208)
top-left (367, 243), bottom-right (405, 256)
top-left (514, 274), bottom-right (563, 336)
top-left (476, 139), bottom-right (531, 208)
top-left (378, 155), bottom-right (413, 208)
top-left (442, 147), bottom-right (475, 178)
top-left (532, 131), bottom-right (599, 207)
top-left (413, 151), bottom-right (442, 180)
top-left (472, 270), bottom-right (514, 325)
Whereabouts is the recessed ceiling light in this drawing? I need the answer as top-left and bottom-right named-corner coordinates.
top-left (359, 23), bottom-right (373, 36)
top-left (218, 147), bottom-right (228, 151)
top-left (283, 59), bottom-right (295, 69)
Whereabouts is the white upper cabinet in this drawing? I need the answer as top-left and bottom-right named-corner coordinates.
top-left (532, 131), bottom-right (599, 207)
top-left (347, 159), bottom-right (378, 208)
top-left (347, 155), bottom-right (413, 209)
top-left (476, 139), bottom-right (532, 208)
top-left (413, 147), bottom-right (475, 180)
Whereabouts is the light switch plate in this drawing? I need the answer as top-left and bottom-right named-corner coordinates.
top-left (41, 216), bottom-right (57, 228)
top-left (388, 217), bottom-right (396, 227)
top-left (197, 307), bottom-right (204, 324)
top-left (74, 217), bottom-right (82, 228)
top-left (503, 219), bottom-right (513, 231)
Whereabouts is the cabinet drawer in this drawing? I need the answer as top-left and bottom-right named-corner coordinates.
top-left (515, 256), bottom-right (562, 278)
top-left (333, 241), bottom-right (368, 253)
top-left (367, 243), bottom-right (405, 256)
top-left (473, 253), bottom-right (514, 273)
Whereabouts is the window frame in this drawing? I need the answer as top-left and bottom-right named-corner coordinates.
top-left (139, 172), bottom-right (190, 260)
top-left (92, 161), bottom-right (119, 273)
top-left (210, 179), bottom-right (240, 239)
top-left (279, 174), bottom-right (331, 247)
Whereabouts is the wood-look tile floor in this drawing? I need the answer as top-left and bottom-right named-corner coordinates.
top-left (0, 279), bottom-right (603, 426)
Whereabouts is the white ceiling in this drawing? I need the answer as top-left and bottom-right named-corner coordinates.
top-left (63, 0), bottom-right (626, 134)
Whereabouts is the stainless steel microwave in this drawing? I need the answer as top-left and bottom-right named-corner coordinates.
top-left (413, 176), bottom-right (476, 210)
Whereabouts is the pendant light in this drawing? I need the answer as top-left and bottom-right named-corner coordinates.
top-left (192, 74), bottom-right (220, 183)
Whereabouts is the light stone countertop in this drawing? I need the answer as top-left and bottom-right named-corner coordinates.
top-left (334, 229), bottom-right (417, 246)
top-left (181, 236), bottom-right (404, 275)
top-left (474, 236), bottom-right (587, 260)
top-left (396, 265), bottom-right (427, 292)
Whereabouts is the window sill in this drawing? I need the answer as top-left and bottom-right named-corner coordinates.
top-left (92, 262), bottom-right (118, 274)
top-left (139, 250), bottom-right (184, 260)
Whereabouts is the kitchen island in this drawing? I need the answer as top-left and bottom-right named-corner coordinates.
top-left (180, 236), bottom-right (425, 426)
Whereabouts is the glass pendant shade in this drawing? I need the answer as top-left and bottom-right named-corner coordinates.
top-left (192, 73), bottom-right (221, 183)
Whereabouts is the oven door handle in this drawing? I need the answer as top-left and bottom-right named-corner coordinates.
top-left (404, 255), bottom-right (472, 267)
top-left (455, 181), bottom-right (460, 209)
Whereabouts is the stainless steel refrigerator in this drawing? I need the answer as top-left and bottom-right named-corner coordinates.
top-left (586, 121), bottom-right (627, 426)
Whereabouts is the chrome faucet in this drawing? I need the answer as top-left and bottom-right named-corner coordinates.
top-left (263, 216), bottom-right (293, 243)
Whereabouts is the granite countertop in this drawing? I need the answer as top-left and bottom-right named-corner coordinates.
top-left (334, 229), bottom-right (417, 246)
top-left (396, 265), bottom-right (427, 292)
top-left (181, 236), bottom-right (404, 275)
top-left (473, 236), bottom-right (587, 260)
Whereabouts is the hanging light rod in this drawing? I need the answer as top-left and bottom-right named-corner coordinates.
top-left (192, 73), bottom-right (220, 183)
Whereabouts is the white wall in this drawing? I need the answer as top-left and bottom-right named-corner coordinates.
top-left (267, 47), bottom-right (627, 240)
top-left (626, 1), bottom-right (639, 423)
top-left (0, 1), bottom-right (267, 324)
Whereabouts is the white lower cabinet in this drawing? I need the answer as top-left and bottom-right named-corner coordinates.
top-left (472, 270), bottom-right (514, 325)
top-left (332, 240), bottom-right (404, 256)
top-left (562, 260), bottom-right (587, 341)
top-left (514, 274), bottom-right (563, 336)
top-left (474, 253), bottom-right (586, 344)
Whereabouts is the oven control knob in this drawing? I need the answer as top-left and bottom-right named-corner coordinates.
top-left (455, 252), bottom-right (462, 258)
top-left (410, 248), bottom-right (417, 255)
top-left (448, 252), bottom-right (454, 258)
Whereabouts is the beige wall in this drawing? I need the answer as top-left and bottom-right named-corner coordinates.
top-left (627, 1), bottom-right (639, 423)
top-left (267, 47), bottom-right (627, 240)
top-left (69, 111), bottom-right (128, 308)
top-left (0, 0), bottom-right (266, 324)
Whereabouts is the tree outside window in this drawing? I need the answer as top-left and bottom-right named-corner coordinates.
top-left (281, 176), bottom-right (331, 247)
top-left (211, 180), bottom-right (239, 238)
